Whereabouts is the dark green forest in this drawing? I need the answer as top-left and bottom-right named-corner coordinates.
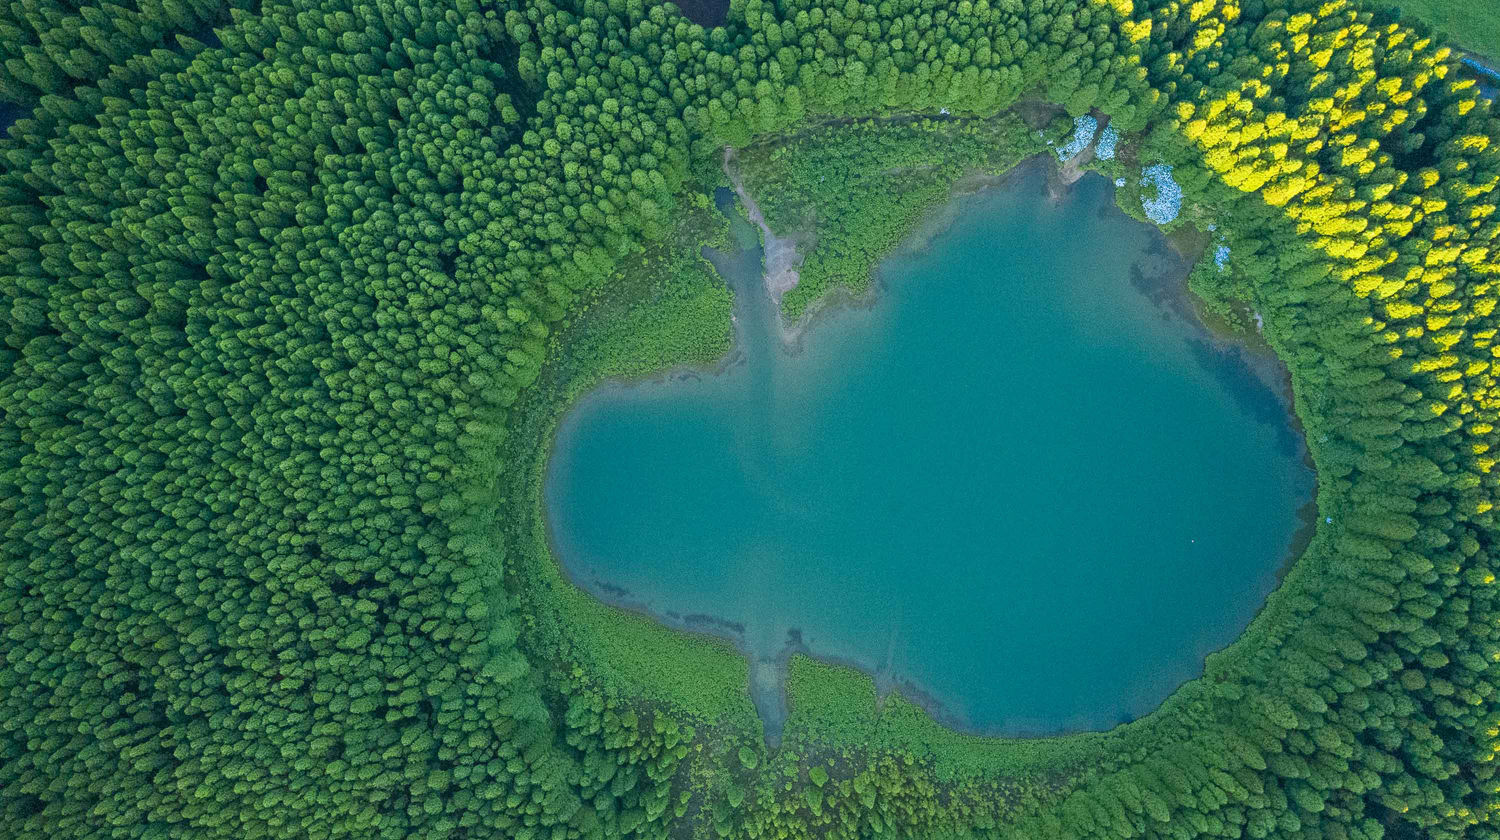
top-left (2, 0), bottom-right (1500, 837)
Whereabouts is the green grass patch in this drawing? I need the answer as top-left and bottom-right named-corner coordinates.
top-left (1377, 0), bottom-right (1500, 56)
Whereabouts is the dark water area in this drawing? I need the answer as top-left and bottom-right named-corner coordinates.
top-left (1461, 57), bottom-right (1499, 101)
top-left (0, 102), bottom-right (23, 135)
top-left (546, 162), bottom-right (1316, 736)
top-left (670, 0), bottom-right (729, 27)
top-left (189, 22), bottom-right (225, 49)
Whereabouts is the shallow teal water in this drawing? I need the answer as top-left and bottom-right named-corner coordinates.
top-left (546, 163), bottom-right (1315, 735)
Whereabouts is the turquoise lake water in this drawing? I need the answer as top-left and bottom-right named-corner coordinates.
top-left (546, 162), bottom-right (1316, 736)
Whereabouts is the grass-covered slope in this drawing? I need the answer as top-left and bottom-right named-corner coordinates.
top-left (1, 0), bottom-right (1499, 838)
top-left (1374, 0), bottom-right (1500, 58)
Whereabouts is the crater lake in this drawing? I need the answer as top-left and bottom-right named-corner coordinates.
top-left (545, 161), bottom-right (1317, 736)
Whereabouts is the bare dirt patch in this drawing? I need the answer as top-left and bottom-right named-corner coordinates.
top-left (723, 147), bottom-right (808, 307)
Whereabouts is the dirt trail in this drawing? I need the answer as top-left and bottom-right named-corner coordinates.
top-left (723, 147), bottom-right (804, 307)
top-left (1057, 143), bottom-right (1094, 185)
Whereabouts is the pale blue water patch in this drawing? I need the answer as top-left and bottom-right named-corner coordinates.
top-left (1463, 57), bottom-right (1500, 80)
top-left (546, 162), bottom-right (1315, 736)
top-left (1462, 57), bottom-right (1499, 100)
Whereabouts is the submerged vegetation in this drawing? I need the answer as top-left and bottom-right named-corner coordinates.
top-left (1, 0), bottom-right (1499, 839)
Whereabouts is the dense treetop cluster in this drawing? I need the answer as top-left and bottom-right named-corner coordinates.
top-left (1, 0), bottom-right (1498, 837)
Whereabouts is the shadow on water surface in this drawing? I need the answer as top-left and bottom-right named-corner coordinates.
top-left (547, 158), bottom-right (1318, 744)
top-left (1126, 245), bottom-right (1305, 462)
top-left (671, 0), bottom-right (729, 27)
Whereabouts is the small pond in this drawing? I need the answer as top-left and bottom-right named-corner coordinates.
top-left (546, 161), bottom-right (1316, 736)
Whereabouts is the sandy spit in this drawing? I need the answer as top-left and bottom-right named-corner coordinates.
top-left (723, 146), bottom-right (805, 307)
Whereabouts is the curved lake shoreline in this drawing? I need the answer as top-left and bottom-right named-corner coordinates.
top-left (544, 157), bottom-right (1317, 739)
